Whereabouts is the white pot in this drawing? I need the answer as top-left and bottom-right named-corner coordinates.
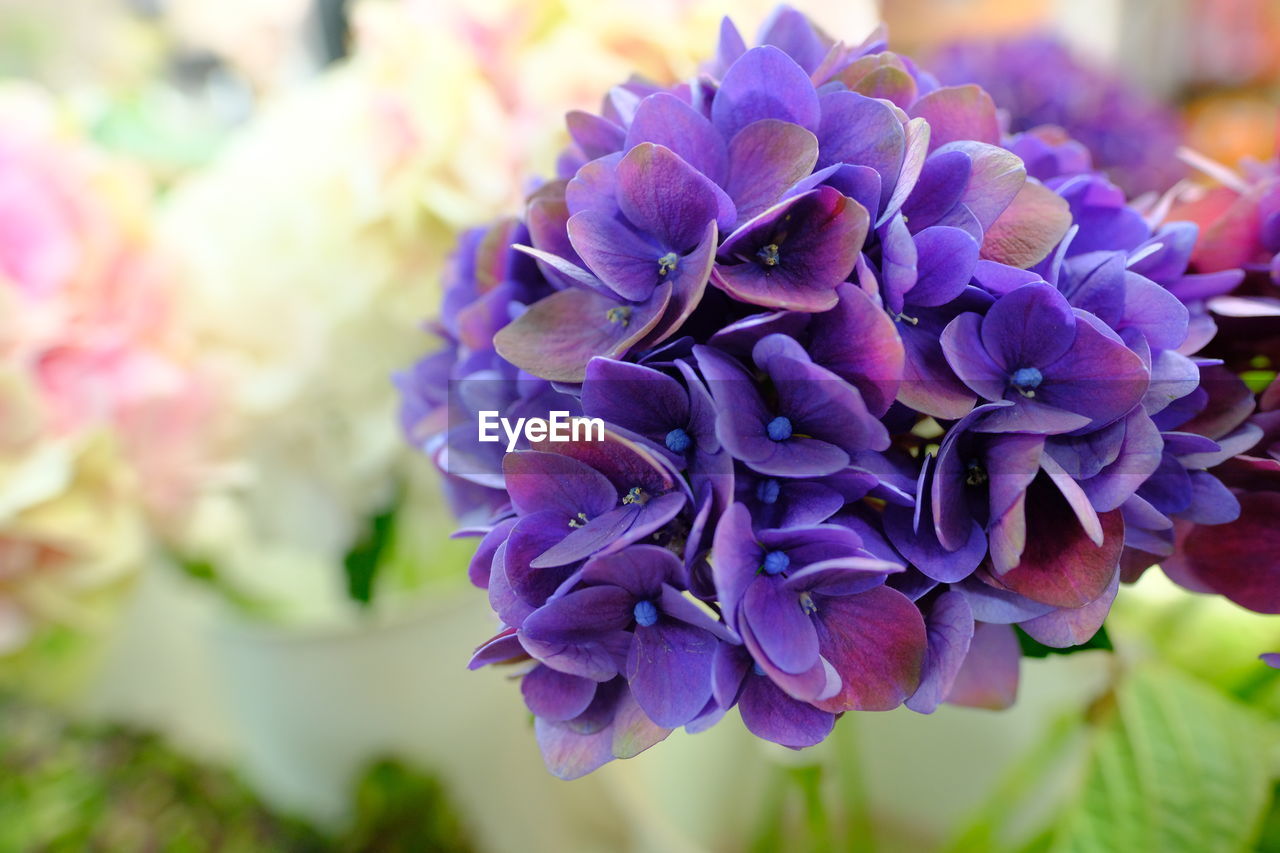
top-left (210, 591), bottom-right (635, 852)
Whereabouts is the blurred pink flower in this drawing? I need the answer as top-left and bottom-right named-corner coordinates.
top-left (0, 86), bottom-right (215, 649)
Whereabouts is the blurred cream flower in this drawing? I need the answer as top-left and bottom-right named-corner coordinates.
top-left (158, 65), bottom-right (448, 622)
top-left (351, 0), bottom-right (873, 229)
top-left (0, 84), bottom-right (211, 652)
top-left (158, 0), bottom-right (878, 622)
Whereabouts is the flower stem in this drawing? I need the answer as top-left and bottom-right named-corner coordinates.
top-left (834, 717), bottom-right (876, 852)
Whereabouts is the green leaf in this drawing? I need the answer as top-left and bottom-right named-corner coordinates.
top-left (1016, 624), bottom-right (1113, 658)
top-left (1051, 665), bottom-right (1278, 853)
top-left (343, 495), bottom-right (401, 607)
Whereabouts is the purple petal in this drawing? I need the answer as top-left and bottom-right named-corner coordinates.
top-left (468, 628), bottom-right (527, 670)
top-left (626, 92), bottom-right (728, 185)
top-left (1040, 452), bottom-right (1104, 545)
top-left (504, 511), bottom-right (578, 606)
top-left (739, 671), bottom-right (835, 748)
top-left (957, 576), bottom-right (1055, 623)
top-left (580, 544), bottom-right (675, 598)
top-left (532, 492), bottom-right (685, 568)
top-left (712, 46), bottom-right (821, 138)
top-left (502, 451), bottom-right (616, 519)
top-left (567, 210), bottom-right (665, 301)
top-left (762, 337), bottom-right (891, 453)
top-left (635, 220), bottom-right (719, 351)
top-left (710, 502), bottom-right (761, 625)
top-left (885, 498), bottom-right (986, 584)
top-left (906, 590), bottom-right (975, 714)
top-left (615, 143), bottom-right (729, 249)
top-left (900, 149), bottom-right (972, 232)
top-left (981, 283), bottom-right (1076, 371)
top-left (610, 686), bottom-right (672, 759)
top-left (980, 180), bottom-right (1073, 269)
top-left (898, 307), bottom-right (982, 420)
top-left (725, 119), bottom-right (819, 223)
top-left (566, 111), bottom-right (625, 160)
top-left (1179, 470), bottom-right (1240, 525)
top-left (519, 628), bottom-right (630, 683)
top-left (1018, 568), bottom-right (1119, 648)
top-left (993, 492), bottom-right (1124, 608)
top-left (810, 586), bottom-right (927, 712)
top-left (712, 639), bottom-right (750, 708)
top-left (534, 717), bottom-right (614, 780)
top-left (935, 140), bottom-right (1026, 230)
top-left (807, 283), bottom-right (905, 416)
top-left (522, 585), bottom-right (634, 639)
top-left (971, 259), bottom-right (1043, 295)
top-left (743, 576), bottom-right (820, 675)
top-left (985, 434), bottom-right (1046, 572)
top-left (1118, 274), bottom-right (1189, 351)
top-left (739, 619), bottom-right (838, 702)
top-left (1039, 316), bottom-right (1150, 430)
top-left (880, 117), bottom-right (931, 224)
top-left (714, 16), bottom-right (747, 72)
top-left (940, 312), bottom-right (1007, 400)
top-left (755, 5), bottom-right (831, 73)
top-left (628, 621), bottom-right (717, 727)
top-left (715, 188), bottom-right (868, 312)
top-left (494, 286), bottom-right (672, 383)
top-left (580, 357), bottom-right (690, 440)
top-left (909, 226), bottom-right (981, 307)
top-left (909, 85), bottom-right (1000, 150)
top-left (697, 345), bottom-right (850, 477)
top-left (816, 90), bottom-right (905, 208)
top-left (522, 665), bottom-right (598, 721)
top-left (468, 518), bottom-right (516, 589)
top-left (802, 164), bottom-right (882, 225)
top-left (945, 622), bottom-right (1020, 710)
top-left (488, 543), bottom-right (534, 627)
top-left (1077, 411), bottom-right (1164, 512)
top-left (1169, 492), bottom-right (1280, 614)
top-left (843, 57), bottom-right (918, 108)
top-left (878, 213), bottom-right (917, 313)
top-left (566, 153), bottom-right (622, 218)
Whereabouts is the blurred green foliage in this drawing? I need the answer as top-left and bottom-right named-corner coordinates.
top-left (948, 578), bottom-right (1280, 853)
top-left (0, 695), bottom-right (474, 852)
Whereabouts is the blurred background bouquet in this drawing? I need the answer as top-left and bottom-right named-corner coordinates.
top-left (0, 83), bottom-right (211, 666)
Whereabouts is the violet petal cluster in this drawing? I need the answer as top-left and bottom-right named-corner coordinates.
top-left (397, 7), bottom-right (1251, 778)
top-left (929, 34), bottom-right (1186, 196)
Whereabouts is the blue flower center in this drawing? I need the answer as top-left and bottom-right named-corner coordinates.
top-left (1010, 366), bottom-right (1044, 397)
top-left (756, 243), bottom-right (781, 267)
top-left (762, 550), bottom-right (790, 575)
top-left (756, 478), bottom-right (781, 504)
top-left (657, 252), bottom-right (679, 276)
top-left (633, 599), bottom-right (658, 627)
top-left (664, 427), bottom-right (692, 453)
top-left (751, 662), bottom-right (766, 677)
top-left (766, 416), bottom-right (793, 441)
top-left (622, 486), bottom-right (650, 505)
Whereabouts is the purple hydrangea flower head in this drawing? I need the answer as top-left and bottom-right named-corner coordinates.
top-left (396, 5), bottom-right (1265, 777)
top-left (930, 34), bottom-right (1185, 195)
